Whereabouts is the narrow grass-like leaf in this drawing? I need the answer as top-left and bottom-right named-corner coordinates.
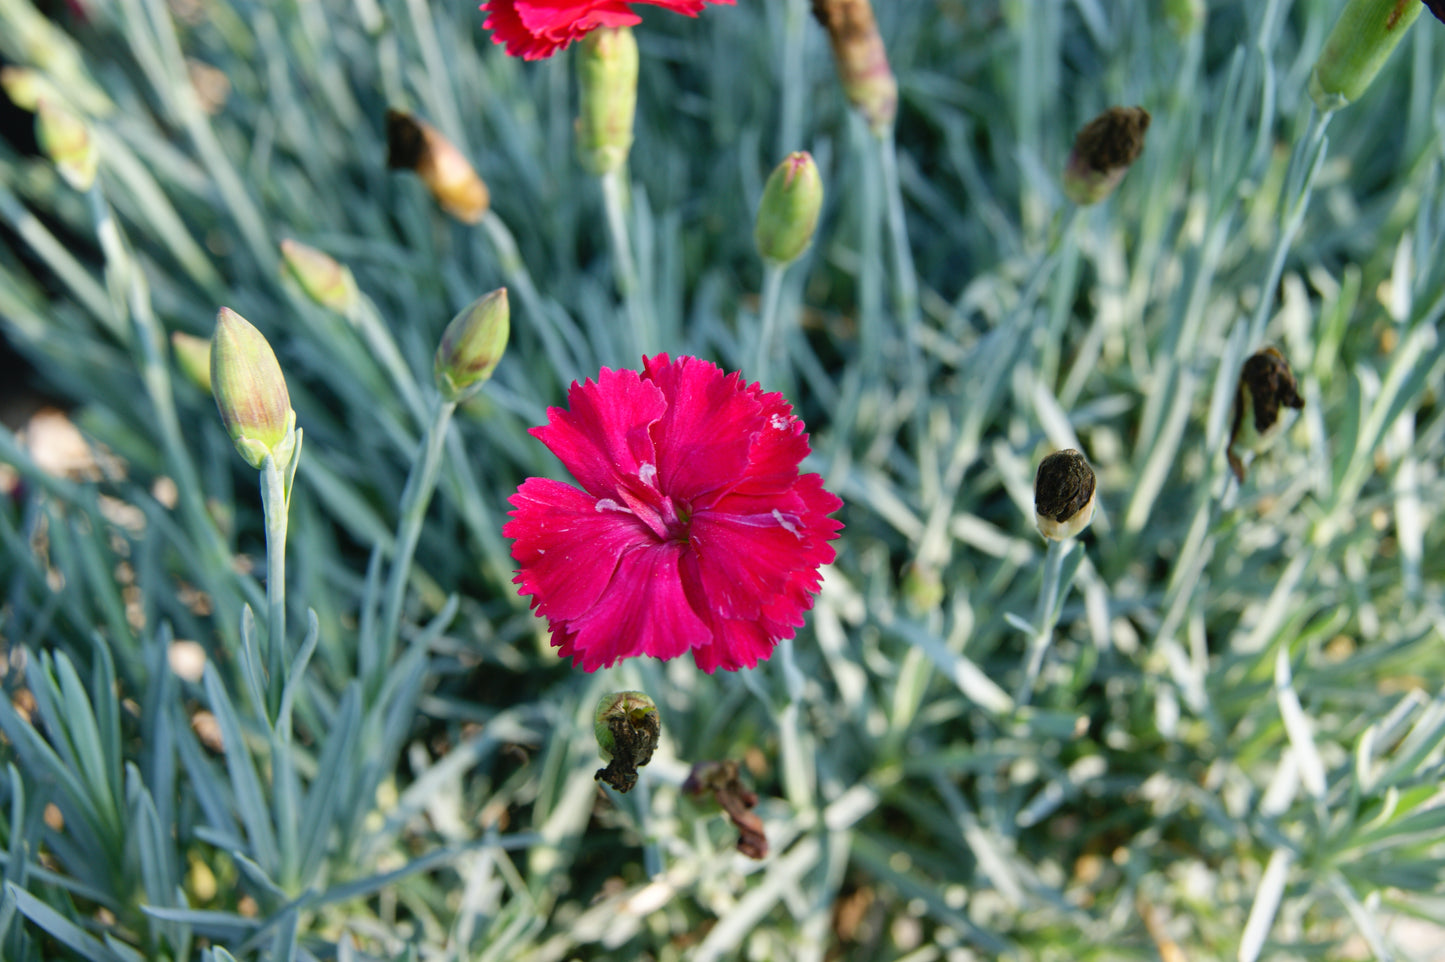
top-left (1274, 647), bottom-right (1326, 803)
top-left (1238, 847), bottom-right (1292, 962)
top-left (6, 882), bottom-right (125, 962)
top-left (297, 682), bottom-right (361, 885)
top-left (202, 663), bottom-right (280, 876)
top-left (52, 651), bottom-right (124, 839)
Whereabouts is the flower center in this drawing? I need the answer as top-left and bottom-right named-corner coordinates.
top-left (602, 486), bottom-right (692, 544)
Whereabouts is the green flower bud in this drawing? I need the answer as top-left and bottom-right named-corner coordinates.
top-left (1034, 449), bottom-right (1097, 541)
top-left (171, 331), bottom-right (213, 394)
top-left (813, 0), bottom-right (898, 136)
top-left (1163, 0), bottom-right (1206, 39)
top-left (594, 690), bottom-right (660, 794)
top-left (280, 239), bottom-right (358, 314)
top-left (35, 98), bottom-right (96, 191)
top-left (1063, 106), bottom-right (1150, 206)
top-left (210, 308), bottom-right (297, 470)
top-left (386, 109), bottom-right (490, 224)
top-left (1, 67), bottom-right (47, 111)
top-left (901, 560), bottom-right (945, 615)
top-left (434, 288), bottom-right (510, 402)
top-left (1310, 0), bottom-right (1422, 112)
top-left (575, 27), bottom-right (639, 176)
top-left (754, 152), bottom-right (824, 265)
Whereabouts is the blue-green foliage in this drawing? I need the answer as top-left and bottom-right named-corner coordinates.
top-left (1, 0), bottom-right (1444, 958)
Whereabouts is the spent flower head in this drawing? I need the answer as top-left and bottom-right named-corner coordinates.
top-left (754, 152), bottom-right (824, 265)
top-left (683, 759), bottom-right (768, 859)
top-left (1228, 346), bottom-right (1305, 482)
top-left (386, 109), bottom-right (490, 224)
top-left (593, 690), bottom-right (660, 793)
top-left (1034, 449), bottom-right (1097, 541)
top-left (210, 308), bottom-right (296, 470)
top-left (435, 288), bottom-right (510, 402)
top-left (481, 0), bottom-right (735, 61)
top-left (505, 354), bottom-right (843, 672)
top-left (812, 0), bottom-right (897, 135)
top-left (1063, 106), bottom-right (1150, 205)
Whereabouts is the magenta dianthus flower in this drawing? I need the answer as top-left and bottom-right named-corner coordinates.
top-left (505, 354), bottom-right (843, 672)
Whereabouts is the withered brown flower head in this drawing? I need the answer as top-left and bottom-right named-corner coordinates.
top-left (1063, 106), bottom-right (1151, 204)
top-left (1073, 106), bottom-right (1151, 172)
top-left (683, 759), bottom-right (768, 859)
top-left (810, 0), bottom-right (897, 134)
top-left (1034, 449), bottom-right (1097, 541)
top-left (385, 109), bottom-right (490, 223)
top-left (594, 691), bottom-right (661, 794)
top-left (1228, 346), bottom-right (1305, 482)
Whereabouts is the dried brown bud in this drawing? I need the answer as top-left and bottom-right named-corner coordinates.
top-left (1034, 449), bottom-right (1097, 541)
top-left (593, 690), bottom-right (660, 794)
top-left (386, 109), bottom-right (490, 224)
top-left (812, 0), bottom-right (897, 135)
top-left (1228, 347), bottom-right (1305, 482)
top-left (1063, 106), bottom-right (1151, 205)
top-left (683, 759), bottom-right (768, 859)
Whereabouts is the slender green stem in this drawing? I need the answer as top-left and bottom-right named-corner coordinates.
top-left (878, 134), bottom-right (921, 336)
top-left (601, 168), bottom-right (653, 358)
top-left (1015, 538), bottom-right (1072, 708)
top-left (1244, 107), bottom-right (1332, 348)
top-left (260, 454), bottom-right (290, 717)
top-left (827, 115), bottom-right (885, 468)
top-left (133, 0), bottom-right (274, 268)
top-left (350, 296), bottom-right (429, 427)
top-left (371, 396), bottom-right (457, 682)
top-left (878, 131), bottom-right (931, 478)
top-left (754, 262), bottom-right (788, 384)
top-left (776, 0), bottom-right (807, 155)
top-left (481, 211), bottom-right (581, 383)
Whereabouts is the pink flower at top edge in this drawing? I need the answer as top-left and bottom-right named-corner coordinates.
top-left (479, 0), bottom-right (736, 60)
top-left (504, 355), bottom-right (844, 673)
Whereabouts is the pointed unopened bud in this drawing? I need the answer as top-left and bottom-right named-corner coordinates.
top-left (280, 239), bottom-right (358, 314)
top-left (1228, 347), bottom-right (1305, 482)
top-left (1063, 106), bottom-right (1150, 205)
top-left (1310, 0), bottom-right (1422, 111)
top-left (1034, 449), bottom-right (1097, 541)
top-left (435, 288), bottom-right (509, 401)
top-left (386, 109), bottom-right (490, 224)
top-left (575, 27), bottom-right (638, 176)
top-left (35, 98), bottom-right (96, 191)
top-left (171, 331), bottom-right (213, 393)
top-left (754, 152), bottom-right (824, 265)
top-left (812, 0), bottom-right (897, 135)
top-left (594, 690), bottom-right (660, 794)
top-left (211, 308), bottom-right (296, 470)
